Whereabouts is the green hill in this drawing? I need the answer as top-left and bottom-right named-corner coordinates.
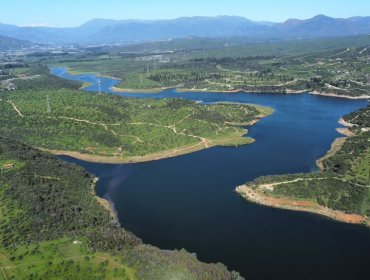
top-left (0, 137), bottom-right (241, 279)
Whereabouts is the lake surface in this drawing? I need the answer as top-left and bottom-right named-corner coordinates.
top-left (52, 67), bottom-right (370, 280)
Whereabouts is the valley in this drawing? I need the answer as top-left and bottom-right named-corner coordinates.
top-left (45, 36), bottom-right (370, 98)
top-left (0, 12), bottom-right (370, 280)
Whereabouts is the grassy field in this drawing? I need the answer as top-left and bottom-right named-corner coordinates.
top-left (0, 76), bottom-right (271, 162)
top-left (237, 105), bottom-right (370, 224)
top-left (0, 238), bottom-right (136, 279)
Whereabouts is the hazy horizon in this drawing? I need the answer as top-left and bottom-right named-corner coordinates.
top-left (1, 14), bottom-right (370, 29)
top-left (1, 0), bottom-right (369, 27)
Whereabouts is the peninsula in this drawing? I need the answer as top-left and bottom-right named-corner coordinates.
top-left (237, 105), bottom-right (370, 225)
top-left (0, 67), bottom-right (273, 164)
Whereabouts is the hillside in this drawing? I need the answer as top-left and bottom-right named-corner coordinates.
top-left (0, 137), bottom-right (241, 279)
top-left (0, 68), bottom-right (272, 163)
top-left (0, 35), bottom-right (32, 50)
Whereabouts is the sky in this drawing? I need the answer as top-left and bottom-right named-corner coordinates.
top-left (1, 0), bottom-right (369, 27)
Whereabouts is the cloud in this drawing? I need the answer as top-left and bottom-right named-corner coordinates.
top-left (20, 22), bottom-right (54, 27)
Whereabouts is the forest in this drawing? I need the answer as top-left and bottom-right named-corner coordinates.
top-left (0, 137), bottom-right (241, 279)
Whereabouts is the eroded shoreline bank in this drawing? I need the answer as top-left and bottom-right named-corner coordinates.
top-left (236, 116), bottom-right (370, 226)
top-left (112, 85), bottom-right (368, 100)
top-left (91, 177), bottom-right (119, 224)
top-left (236, 184), bottom-right (367, 225)
top-left (57, 67), bottom-right (370, 100)
top-left (40, 130), bottom-right (254, 164)
top-left (309, 91), bottom-right (370, 100)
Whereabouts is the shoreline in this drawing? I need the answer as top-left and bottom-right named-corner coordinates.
top-left (38, 105), bottom-right (273, 164)
top-left (338, 116), bottom-right (356, 127)
top-left (111, 85), bottom-right (307, 95)
top-left (236, 115), bottom-right (370, 226)
top-left (309, 91), bottom-right (370, 100)
top-left (39, 130), bottom-right (254, 164)
top-left (316, 137), bottom-right (347, 171)
top-left (58, 67), bottom-right (369, 100)
top-left (63, 67), bottom-right (121, 81)
top-left (236, 185), bottom-right (368, 225)
top-left (91, 177), bottom-right (119, 224)
top-left (109, 82), bottom-right (368, 99)
top-left (111, 86), bottom-right (166, 93)
top-left (106, 84), bottom-right (369, 99)
top-left (316, 116), bottom-right (353, 170)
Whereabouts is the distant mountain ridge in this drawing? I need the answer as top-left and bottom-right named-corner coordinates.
top-left (0, 15), bottom-right (370, 44)
top-left (0, 35), bottom-right (33, 50)
top-left (277, 15), bottom-right (370, 37)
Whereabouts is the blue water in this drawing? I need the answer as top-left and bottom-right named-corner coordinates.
top-left (52, 67), bottom-right (370, 280)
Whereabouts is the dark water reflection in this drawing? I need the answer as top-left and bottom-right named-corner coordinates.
top-left (53, 67), bottom-right (370, 280)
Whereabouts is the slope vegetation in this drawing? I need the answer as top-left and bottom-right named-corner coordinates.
top-left (0, 137), bottom-right (241, 279)
top-left (0, 71), bottom-right (271, 163)
top-left (237, 106), bottom-right (370, 225)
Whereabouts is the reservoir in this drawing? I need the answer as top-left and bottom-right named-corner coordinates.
top-left (52, 67), bottom-right (370, 280)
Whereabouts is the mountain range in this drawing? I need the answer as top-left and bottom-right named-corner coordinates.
top-left (1, 15), bottom-right (370, 44)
